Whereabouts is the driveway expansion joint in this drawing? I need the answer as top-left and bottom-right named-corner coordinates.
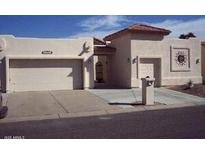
top-left (48, 91), bottom-right (69, 113)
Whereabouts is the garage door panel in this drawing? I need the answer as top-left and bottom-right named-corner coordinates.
top-left (9, 59), bottom-right (83, 91)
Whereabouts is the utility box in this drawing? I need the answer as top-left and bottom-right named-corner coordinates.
top-left (141, 77), bottom-right (155, 105)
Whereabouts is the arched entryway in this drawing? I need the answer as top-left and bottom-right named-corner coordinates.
top-left (93, 38), bottom-right (116, 88)
top-left (96, 61), bottom-right (104, 83)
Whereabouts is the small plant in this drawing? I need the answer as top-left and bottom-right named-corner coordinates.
top-left (187, 80), bottom-right (194, 89)
top-left (183, 80), bottom-right (194, 90)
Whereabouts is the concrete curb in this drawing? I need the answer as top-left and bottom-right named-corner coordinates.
top-left (0, 103), bottom-right (205, 124)
top-left (0, 114), bottom-right (59, 123)
top-left (59, 110), bottom-right (108, 119)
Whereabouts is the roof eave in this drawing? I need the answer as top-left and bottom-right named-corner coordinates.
top-left (129, 29), bottom-right (171, 35)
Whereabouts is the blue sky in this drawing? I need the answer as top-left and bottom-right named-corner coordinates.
top-left (0, 15), bottom-right (205, 40)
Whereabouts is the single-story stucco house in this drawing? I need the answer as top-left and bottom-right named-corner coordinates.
top-left (0, 24), bottom-right (203, 92)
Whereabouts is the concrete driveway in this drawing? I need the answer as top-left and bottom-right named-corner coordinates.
top-left (5, 90), bottom-right (119, 118)
top-left (2, 87), bottom-right (205, 123)
top-left (89, 88), bottom-right (205, 108)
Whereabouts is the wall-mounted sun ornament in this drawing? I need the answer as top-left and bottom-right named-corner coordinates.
top-left (175, 51), bottom-right (187, 66)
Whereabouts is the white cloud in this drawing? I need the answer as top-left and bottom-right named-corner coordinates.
top-left (151, 18), bottom-right (205, 40)
top-left (69, 15), bottom-right (131, 39)
top-left (70, 16), bottom-right (205, 41)
top-left (79, 15), bottom-right (132, 31)
top-left (69, 29), bottom-right (119, 39)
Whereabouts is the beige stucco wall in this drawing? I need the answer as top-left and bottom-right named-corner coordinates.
top-left (130, 33), bottom-right (164, 41)
top-left (0, 35), bottom-right (94, 92)
top-left (131, 37), bottom-right (202, 87)
top-left (109, 33), bottom-right (132, 88)
top-left (108, 32), bottom-right (201, 88)
top-left (0, 33), bottom-right (202, 91)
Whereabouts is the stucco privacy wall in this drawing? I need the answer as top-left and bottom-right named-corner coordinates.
top-left (109, 34), bottom-right (131, 88)
top-left (131, 37), bottom-right (202, 87)
top-left (0, 35), bottom-right (94, 92)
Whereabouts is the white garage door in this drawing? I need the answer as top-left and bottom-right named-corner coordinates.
top-left (9, 59), bottom-right (83, 92)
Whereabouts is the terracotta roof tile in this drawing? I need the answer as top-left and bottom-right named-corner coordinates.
top-left (94, 37), bottom-right (106, 45)
top-left (104, 24), bottom-right (171, 41)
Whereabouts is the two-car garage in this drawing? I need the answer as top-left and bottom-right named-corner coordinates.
top-left (8, 58), bottom-right (83, 92)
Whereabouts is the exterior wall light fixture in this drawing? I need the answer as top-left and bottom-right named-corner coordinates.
top-left (132, 57), bottom-right (137, 64)
top-left (127, 58), bottom-right (130, 63)
top-left (88, 58), bottom-right (92, 64)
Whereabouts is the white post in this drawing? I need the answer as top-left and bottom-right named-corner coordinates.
top-left (141, 77), bottom-right (155, 105)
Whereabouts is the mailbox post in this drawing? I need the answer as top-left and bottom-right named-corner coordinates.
top-left (141, 77), bottom-right (155, 105)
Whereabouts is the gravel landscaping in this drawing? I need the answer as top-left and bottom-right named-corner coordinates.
top-left (168, 84), bottom-right (205, 98)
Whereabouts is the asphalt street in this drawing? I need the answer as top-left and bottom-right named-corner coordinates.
top-left (1, 105), bottom-right (205, 139)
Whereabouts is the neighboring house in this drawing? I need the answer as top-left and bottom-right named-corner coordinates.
top-left (0, 24), bottom-right (202, 92)
top-left (202, 42), bottom-right (205, 83)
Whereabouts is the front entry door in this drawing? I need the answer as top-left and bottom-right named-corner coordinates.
top-left (96, 61), bottom-right (104, 83)
top-left (140, 58), bottom-right (161, 87)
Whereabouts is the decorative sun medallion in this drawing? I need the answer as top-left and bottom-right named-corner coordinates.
top-left (171, 47), bottom-right (190, 71)
top-left (175, 51), bottom-right (187, 66)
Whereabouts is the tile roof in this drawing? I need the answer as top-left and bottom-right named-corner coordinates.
top-left (104, 24), bottom-right (171, 41)
top-left (94, 37), bottom-right (106, 45)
